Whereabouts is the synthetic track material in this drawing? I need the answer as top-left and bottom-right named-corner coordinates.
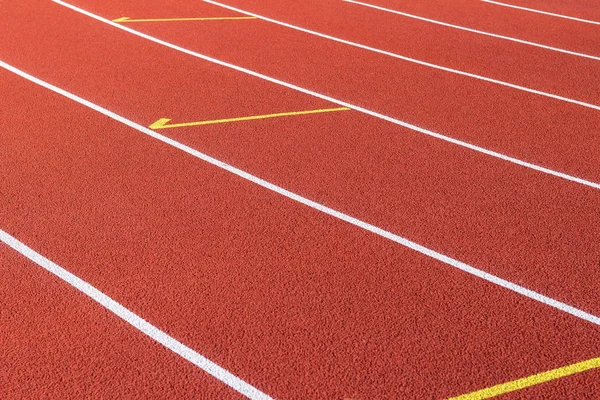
top-left (205, 0), bottom-right (600, 111)
top-left (61, 0), bottom-right (600, 186)
top-left (6, 57), bottom-right (600, 327)
top-left (0, 246), bottom-right (246, 399)
top-left (47, 0), bottom-right (600, 191)
top-left (481, 0), bottom-right (600, 25)
top-left (346, 0), bottom-right (600, 56)
top-left (3, 0), bottom-right (600, 318)
top-left (3, 72), bottom-right (599, 398)
top-left (344, 0), bottom-right (600, 61)
top-left (27, 0), bottom-right (600, 313)
top-left (1, 232), bottom-right (269, 399)
top-left (202, 0), bottom-right (600, 102)
top-left (2, 47), bottom-right (600, 398)
top-left (4, 0), bottom-right (600, 398)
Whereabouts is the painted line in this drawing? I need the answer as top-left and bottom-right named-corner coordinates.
top-left (113, 16), bottom-right (257, 23)
top-left (49, 0), bottom-right (600, 191)
top-left (4, 61), bottom-right (600, 332)
top-left (0, 230), bottom-right (272, 400)
top-left (449, 355), bottom-right (600, 399)
top-left (482, 0), bottom-right (600, 25)
top-left (149, 107), bottom-right (350, 129)
top-left (203, 0), bottom-right (600, 112)
top-left (344, 0), bottom-right (600, 61)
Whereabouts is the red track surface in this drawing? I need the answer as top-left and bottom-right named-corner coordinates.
top-left (68, 0), bottom-right (600, 184)
top-left (480, 0), bottom-right (600, 22)
top-left (2, 0), bottom-right (600, 398)
top-left (344, 0), bottom-right (600, 55)
top-left (0, 247), bottom-right (242, 399)
top-left (201, 0), bottom-right (600, 104)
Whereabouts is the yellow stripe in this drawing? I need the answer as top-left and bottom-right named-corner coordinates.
top-left (149, 107), bottom-right (350, 129)
top-left (449, 356), bottom-right (600, 400)
top-left (113, 16), bottom-right (256, 23)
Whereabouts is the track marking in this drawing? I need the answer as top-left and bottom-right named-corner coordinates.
top-left (482, 0), bottom-right (600, 25)
top-left (344, 0), bottom-right (600, 61)
top-left (48, 0), bottom-right (600, 191)
top-left (4, 61), bottom-right (600, 331)
top-left (149, 107), bottom-right (350, 129)
top-left (112, 16), bottom-right (256, 23)
top-left (0, 230), bottom-right (272, 400)
top-left (449, 355), bottom-right (600, 399)
top-left (203, 0), bottom-right (600, 112)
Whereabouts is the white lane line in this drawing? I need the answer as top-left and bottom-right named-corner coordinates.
top-left (45, 2), bottom-right (600, 191)
top-left (345, 0), bottom-right (600, 61)
top-left (202, 0), bottom-right (600, 112)
top-left (3, 61), bottom-right (600, 330)
top-left (482, 0), bottom-right (600, 25)
top-left (0, 230), bottom-right (272, 400)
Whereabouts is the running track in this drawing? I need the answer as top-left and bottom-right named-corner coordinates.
top-left (1, 0), bottom-right (600, 398)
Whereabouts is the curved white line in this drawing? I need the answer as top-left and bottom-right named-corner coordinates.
top-left (46, 1), bottom-right (600, 191)
top-left (2, 61), bottom-right (600, 329)
top-left (482, 0), bottom-right (600, 25)
top-left (203, 0), bottom-right (600, 112)
top-left (345, 0), bottom-right (600, 61)
top-left (0, 230), bottom-right (272, 400)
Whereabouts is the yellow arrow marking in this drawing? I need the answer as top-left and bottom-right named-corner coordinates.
top-left (112, 16), bottom-right (257, 23)
top-left (149, 107), bottom-right (351, 130)
top-left (449, 356), bottom-right (600, 399)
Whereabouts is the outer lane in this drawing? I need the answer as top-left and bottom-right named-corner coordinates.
top-left (58, 0), bottom-right (600, 186)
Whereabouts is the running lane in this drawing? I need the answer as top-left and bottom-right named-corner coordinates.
top-left (0, 246), bottom-right (243, 399)
top-left (4, 0), bottom-right (600, 320)
top-left (314, 0), bottom-right (600, 56)
top-left (67, 0), bottom-right (600, 107)
top-left (0, 0), bottom-right (330, 129)
top-left (205, 0), bottom-right (600, 106)
top-left (58, 0), bottom-right (600, 186)
top-left (3, 48), bottom-right (600, 400)
top-left (482, 0), bottom-right (600, 22)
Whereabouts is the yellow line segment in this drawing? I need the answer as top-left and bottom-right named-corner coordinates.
top-left (449, 356), bottom-right (600, 399)
top-left (149, 107), bottom-right (350, 129)
top-left (113, 16), bottom-right (257, 23)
